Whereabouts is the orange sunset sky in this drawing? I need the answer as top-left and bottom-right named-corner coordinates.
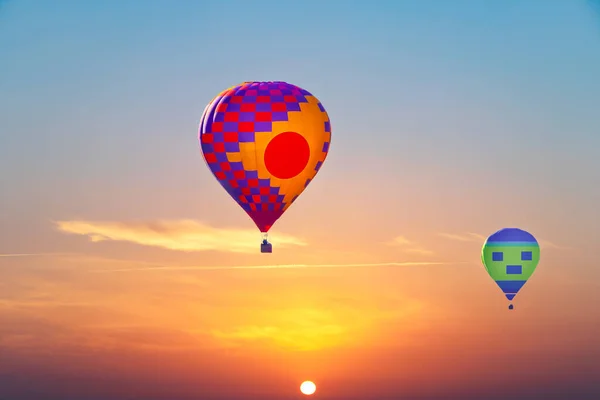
top-left (1, 1), bottom-right (600, 399)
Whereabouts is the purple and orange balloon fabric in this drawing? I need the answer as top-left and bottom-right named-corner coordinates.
top-left (198, 81), bottom-right (331, 241)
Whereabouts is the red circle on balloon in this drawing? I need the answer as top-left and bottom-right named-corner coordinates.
top-left (264, 131), bottom-right (310, 179)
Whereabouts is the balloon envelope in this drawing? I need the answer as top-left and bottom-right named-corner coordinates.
top-left (481, 228), bottom-right (540, 304)
top-left (199, 81), bottom-right (331, 233)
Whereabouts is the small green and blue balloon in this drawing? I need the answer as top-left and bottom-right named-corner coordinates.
top-left (481, 228), bottom-right (540, 310)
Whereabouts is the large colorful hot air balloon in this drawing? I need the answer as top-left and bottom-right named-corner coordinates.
top-left (198, 81), bottom-right (331, 253)
top-left (481, 228), bottom-right (541, 310)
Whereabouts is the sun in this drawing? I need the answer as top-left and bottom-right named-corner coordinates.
top-left (300, 381), bottom-right (316, 395)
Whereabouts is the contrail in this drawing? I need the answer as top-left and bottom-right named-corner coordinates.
top-left (89, 260), bottom-right (474, 273)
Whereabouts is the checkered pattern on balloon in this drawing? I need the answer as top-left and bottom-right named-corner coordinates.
top-left (199, 81), bottom-right (331, 252)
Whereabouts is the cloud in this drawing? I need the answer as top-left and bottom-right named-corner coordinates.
top-left (211, 323), bottom-right (347, 351)
top-left (0, 253), bottom-right (73, 258)
top-left (386, 236), bottom-right (413, 246)
top-left (209, 301), bottom-right (426, 351)
top-left (54, 219), bottom-right (307, 253)
top-left (537, 240), bottom-right (571, 250)
top-left (437, 232), bottom-right (485, 242)
top-left (401, 248), bottom-right (435, 255)
top-left (384, 236), bottom-right (434, 255)
top-left (89, 260), bottom-right (463, 273)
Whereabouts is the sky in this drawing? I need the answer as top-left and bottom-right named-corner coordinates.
top-left (1, 0), bottom-right (600, 399)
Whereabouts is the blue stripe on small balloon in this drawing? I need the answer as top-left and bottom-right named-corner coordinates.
top-left (485, 242), bottom-right (539, 247)
top-left (487, 228), bottom-right (537, 243)
top-left (495, 280), bottom-right (527, 294)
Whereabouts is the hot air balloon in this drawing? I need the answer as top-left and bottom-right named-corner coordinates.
top-left (198, 81), bottom-right (331, 253)
top-left (481, 228), bottom-right (540, 310)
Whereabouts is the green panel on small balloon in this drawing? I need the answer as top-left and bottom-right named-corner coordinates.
top-left (481, 243), bottom-right (540, 281)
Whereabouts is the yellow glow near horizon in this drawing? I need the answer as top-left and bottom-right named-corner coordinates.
top-left (300, 381), bottom-right (316, 395)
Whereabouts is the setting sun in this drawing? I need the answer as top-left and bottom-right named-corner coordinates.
top-left (300, 381), bottom-right (316, 395)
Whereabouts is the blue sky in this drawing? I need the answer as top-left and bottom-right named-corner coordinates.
top-left (2, 0), bottom-right (599, 252)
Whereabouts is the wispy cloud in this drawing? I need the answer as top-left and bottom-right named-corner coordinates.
top-left (437, 232), bottom-right (485, 242)
top-left (384, 236), bottom-right (434, 255)
top-left (54, 219), bottom-right (307, 254)
top-left (88, 260), bottom-right (467, 273)
top-left (385, 236), bottom-right (413, 246)
top-left (0, 253), bottom-right (73, 258)
top-left (537, 240), bottom-right (571, 250)
top-left (210, 300), bottom-right (426, 351)
top-left (401, 248), bottom-right (435, 255)
top-left (211, 323), bottom-right (347, 351)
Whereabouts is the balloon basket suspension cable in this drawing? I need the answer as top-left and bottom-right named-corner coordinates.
top-left (261, 233), bottom-right (272, 253)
